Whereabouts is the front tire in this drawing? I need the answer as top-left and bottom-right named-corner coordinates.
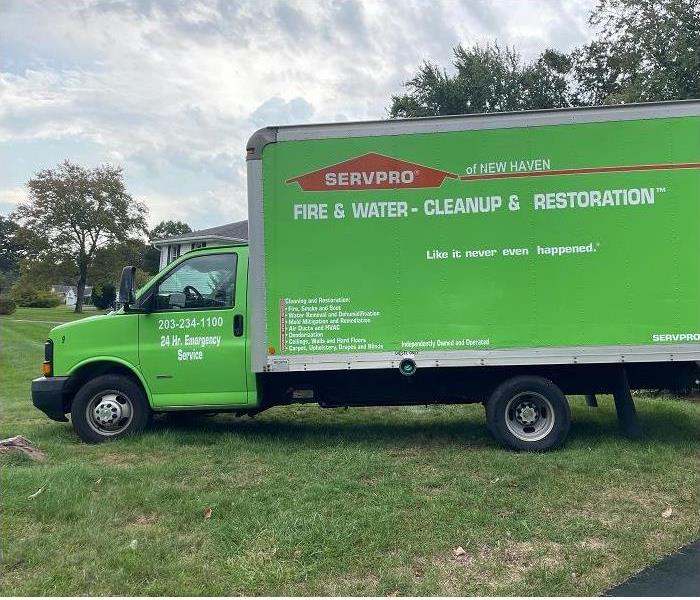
top-left (71, 374), bottom-right (150, 443)
top-left (486, 376), bottom-right (570, 451)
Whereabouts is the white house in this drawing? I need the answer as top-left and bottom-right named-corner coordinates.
top-left (150, 220), bottom-right (248, 270)
top-left (50, 285), bottom-right (93, 306)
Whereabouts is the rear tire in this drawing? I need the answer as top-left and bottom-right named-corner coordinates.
top-left (71, 374), bottom-right (150, 444)
top-left (486, 376), bottom-right (570, 451)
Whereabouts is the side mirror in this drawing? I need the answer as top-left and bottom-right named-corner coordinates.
top-left (118, 266), bottom-right (137, 306)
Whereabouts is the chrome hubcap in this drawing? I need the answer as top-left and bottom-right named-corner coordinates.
top-left (505, 392), bottom-right (555, 442)
top-left (87, 392), bottom-right (133, 435)
top-left (516, 402), bottom-right (538, 425)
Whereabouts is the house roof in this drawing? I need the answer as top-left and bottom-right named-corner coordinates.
top-left (150, 220), bottom-right (248, 247)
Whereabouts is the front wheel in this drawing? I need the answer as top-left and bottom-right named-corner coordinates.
top-left (486, 376), bottom-right (570, 451)
top-left (71, 374), bottom-right (150, 443)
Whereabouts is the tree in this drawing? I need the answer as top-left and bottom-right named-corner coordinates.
top-left (91, 283), bottom-right (116, 310)
top-left (0, 215), bottom-right (49, 294)
top-left (149, 220), bottom-right (192, 240)
top-left (9, 256), bottom-right (70, 308)
top-left (143, 220), bottom-right (193, 275)
top-left (10, 277), bottom-right (62, 308)
top-left (91, 239), bottom-right (148, 284)
top-left (389, 0), bottom-right (698, 117)
top-left (390, 44), bottom-right (573, 118)
top-left (13, 161), bottom-right (147, 312)
top-left (572, 0), bottom-right (700, 104)
top-left (0, 216), bottom-right (21, 294)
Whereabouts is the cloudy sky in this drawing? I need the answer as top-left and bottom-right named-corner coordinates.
top-left (0, 0), bottom-right (594, 231)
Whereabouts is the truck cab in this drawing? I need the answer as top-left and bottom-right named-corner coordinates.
top-left (32, 244), bottom-right (256, 442)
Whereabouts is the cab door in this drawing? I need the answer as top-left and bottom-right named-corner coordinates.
top-left (138, 248), bottom-right (249, 408)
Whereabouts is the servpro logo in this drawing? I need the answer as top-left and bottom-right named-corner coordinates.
top-left (286, 152), bottom-right (458, 191)
top-left (652, 333), bottom-right (700, 342)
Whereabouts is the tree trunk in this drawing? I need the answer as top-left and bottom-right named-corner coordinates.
top-left (75, 265), bottom-right (87, 313)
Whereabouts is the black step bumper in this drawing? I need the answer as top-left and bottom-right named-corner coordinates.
top-left (32, 376), bottom-right (70, 422)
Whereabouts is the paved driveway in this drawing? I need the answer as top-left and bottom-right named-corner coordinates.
top-left (606, 539), bottom-right (700, 596)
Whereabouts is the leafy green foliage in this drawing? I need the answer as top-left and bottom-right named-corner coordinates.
top-left (0, 216), bottom-right (20, 276)
top-left (7, 255), bottom-right (76, 311)
top-left (142, 246), bottom-right (161, 275)
top-left (0, 271), bottom-right (18, 297)
top-left (0, 297), bottom-right (16, 315)
top-left (9, 279), bottom-right (61, 308)
top-left (137, 221), bottom-right (194, 275)
top-left (91, 284), bottom-right (116, 310)
top-left (150, 220), bottom-right (192, 241)
top-left (390, 0), bottom-right (699, 117)
top-left (135, 268), bottom-right (151, 289)
top-left (572, 0), bottom-right (700, 104)
top-left (91, 239), bottom-right (155, 288)
top-left (0, 215), bottom-right (34, 294)
top-left (13, 161), bottom-right (147, 313)
top-left (390, 44), bottom-right (573, 117)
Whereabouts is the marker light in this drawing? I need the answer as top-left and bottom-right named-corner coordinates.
top-left (43, 339), bottom-right (53, 377)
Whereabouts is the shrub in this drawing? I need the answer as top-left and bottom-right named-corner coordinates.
top-left (0, 297), bottom-right (16, 315)
top-left (23, 291), bottom-right (62, 308)
top-left (10, 280), bottom-right (62, 308)
top-left (91, 283), bottom-right (116, 310)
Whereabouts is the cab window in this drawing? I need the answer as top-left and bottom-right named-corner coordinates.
top-left (156, 253), bottom-right (237, 311)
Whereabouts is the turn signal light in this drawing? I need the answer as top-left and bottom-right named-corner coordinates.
top-left (43, 339), bottom-right (54, 377)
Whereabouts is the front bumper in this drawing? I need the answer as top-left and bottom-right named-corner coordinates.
top-left (31, 376), bottom-right (70, 422)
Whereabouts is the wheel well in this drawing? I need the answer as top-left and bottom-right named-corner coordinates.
top-left (64, 361), bottom-right (148, 413)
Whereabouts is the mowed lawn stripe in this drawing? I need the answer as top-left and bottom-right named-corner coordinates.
top-left (1, 308), bottom-right (699, 595)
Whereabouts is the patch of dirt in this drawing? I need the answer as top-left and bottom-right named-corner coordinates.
top-left (581, 537), bottom-right (608, 550)
top-left (97, 452), bottom-right (140, 467)
top-left (570, 506), bottom-right (623, 528)
top-left (433, 539), bottom-right (564, 593)
top-left (319, 570), bottom-right (380, 595)
top-left (129, 512), bottom-right (159, 527)
top-left (604, 487), bottom-right (674, 510)
top-left (96, 450), bottom-right (173, 468)
top-left (200, 462), bottom-right (268, 490)
top-left (420, 482), bottom-right (448, 497)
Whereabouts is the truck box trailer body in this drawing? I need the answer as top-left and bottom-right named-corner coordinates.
top-left (32, 101), bottom-right (700, 450)
top-left (248, 100), bottom-right (700, 373)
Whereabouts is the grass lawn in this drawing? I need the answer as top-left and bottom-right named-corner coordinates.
top-left (1, 308), bottom-right (699, 595)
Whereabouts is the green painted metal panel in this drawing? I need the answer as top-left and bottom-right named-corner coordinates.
top-left (262, 116), bottom-right (700, 357)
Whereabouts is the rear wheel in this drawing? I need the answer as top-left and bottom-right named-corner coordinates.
top-left (486, 376), bottom-right (570, 451)
top-left (71, 374), bottom-right (150, 443)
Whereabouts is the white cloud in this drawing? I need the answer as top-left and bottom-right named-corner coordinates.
top-left (0, 0), bottom-right (594, 229)
top-left (0, 185), bottom-right (28, 215)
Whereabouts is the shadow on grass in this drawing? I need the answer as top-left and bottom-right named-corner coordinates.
top-left (149, 410), bottom-right (494, 450)
top-left (143, 399), bottom-right (699, 451)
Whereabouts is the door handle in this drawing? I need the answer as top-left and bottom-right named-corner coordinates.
top-left (233, 314), bottom-right (244, 337)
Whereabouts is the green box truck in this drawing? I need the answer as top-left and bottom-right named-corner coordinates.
top-left (32, 100), bottom-right (700, 450)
